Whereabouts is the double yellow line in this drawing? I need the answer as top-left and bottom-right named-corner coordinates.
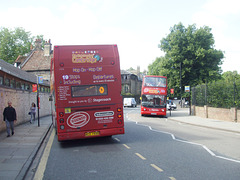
top-left (34, 130), bottom-right (55, 180)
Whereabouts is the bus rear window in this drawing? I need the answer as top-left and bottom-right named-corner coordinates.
top-left (71, 84), bottom-right (108, 97)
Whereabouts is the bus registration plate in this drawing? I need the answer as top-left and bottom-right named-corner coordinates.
top-left (85, 131), bottom-right (100, 137)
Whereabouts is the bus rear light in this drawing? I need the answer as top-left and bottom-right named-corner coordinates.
top-left (111, 61), bottom-right (115, 65)
top-left (117, 108), bottom-right (122, 112)
top-left (60, 125), bottom-right (65, 130)
top-left (118, 120), bottom-right (123, 124)
top-left (117, 114), bottom-right (122, 118)
top-left (59, 112), bottom-right (64, 117)
top-left (60, 118), bottom-right (64, 123)
top-left (60, 63), bottom-right (64, 67)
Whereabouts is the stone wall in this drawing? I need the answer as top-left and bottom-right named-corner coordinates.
top-left (192, 105), bottom-right (239, 122)
top-left (0, 87), bottom-right (51, 133)
top-left (195, 106), bottom-right (206, 118)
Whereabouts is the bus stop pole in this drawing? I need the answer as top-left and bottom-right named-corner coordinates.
top-left (37, 78), bottom-right (40, 127)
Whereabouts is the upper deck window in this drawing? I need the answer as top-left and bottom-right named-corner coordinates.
top-left (144, 77), bottom-right (166, 87)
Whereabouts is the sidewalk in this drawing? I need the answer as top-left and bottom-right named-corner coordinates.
top-left (167, 108), bottom-right (240, 134)
top-left (0, 116), bottom-right (52, 180)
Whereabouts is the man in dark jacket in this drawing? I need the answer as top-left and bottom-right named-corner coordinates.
top-left (3, 101), bottom-right (17, 137)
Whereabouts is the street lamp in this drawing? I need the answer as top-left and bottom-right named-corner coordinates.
top-left (180, 62), bottom-right (182, 108)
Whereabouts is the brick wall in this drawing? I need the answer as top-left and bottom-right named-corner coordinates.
top-left (195, 106), bottom-right (206, 118)
top-left (208, 107), bottom-right (231, 121)
top-left (193, 105), bottom-right (239, 122)
top-left (0, 87), bottom-right (51, 133)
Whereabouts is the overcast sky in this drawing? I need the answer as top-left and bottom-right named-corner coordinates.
top-left (0, 0), bottom-right (239, 73)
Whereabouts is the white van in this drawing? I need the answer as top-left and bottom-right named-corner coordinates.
top-left (123, 98), bottom-right (137, 107)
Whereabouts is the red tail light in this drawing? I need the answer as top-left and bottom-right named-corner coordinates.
top-left (59, 112), bottom-right (64, 117)
top-left (117, 108), bottom-right (122, 112)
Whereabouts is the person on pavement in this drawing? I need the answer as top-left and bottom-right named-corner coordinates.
top-left (30, 102), bottom-right (36, 123)
top-left (3, 101), bottom-right (17, 137)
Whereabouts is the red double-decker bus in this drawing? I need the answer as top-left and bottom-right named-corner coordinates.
top-left (141, 75), bottom-right (167, 116)
top-left (50, 45), bottom-right (124, 141)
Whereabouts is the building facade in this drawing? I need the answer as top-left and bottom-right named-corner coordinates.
top-left (121, 70), bottom-right (142, 104)
top-left (15, 39), bottom-right (53, 82)
top-left (0, 59), bottom-right (51, 133)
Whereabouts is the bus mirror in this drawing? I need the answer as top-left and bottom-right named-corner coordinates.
top-left (49, 96), bottom-right (53, 101)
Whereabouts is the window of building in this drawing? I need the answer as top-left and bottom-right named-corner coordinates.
top-left (124, 85), bottom-right (129, 93)
top-left (25, 84), bottom-right (30, 91)
top-left (4, 78), bottom-right (10, 86)
top-left (0, 76), bottom-right (3, 85)
top-left (16, 82), bottom-right (21, 89)
top-left (29, 84), bottom-right (33, 91)
top-left (21, 83), bottom-right (25, 90)
top-left (10, 80), bottom-right (15, 88)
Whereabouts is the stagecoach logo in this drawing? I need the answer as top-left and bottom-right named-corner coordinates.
top-left (67, 112), bottom-right (90, 128)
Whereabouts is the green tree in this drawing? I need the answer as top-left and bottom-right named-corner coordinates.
top-left (193, 71), bottom-right (240, 108)
top-left (149, 23), bottom-right (224, 97)
top-left (0, 27), bottom-right (44, 64)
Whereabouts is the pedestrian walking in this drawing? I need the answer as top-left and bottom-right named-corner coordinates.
top-left (3, 101), bottom-right (17, 137)
top-left (30, 102), bottom-right (36, 123)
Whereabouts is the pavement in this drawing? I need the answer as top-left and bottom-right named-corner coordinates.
top-left (0, 116), bottom-right (52, 180)
top-left (0, 109), bottom-right (240, 180)
top-left (167, 108), bottom-right (240, 134)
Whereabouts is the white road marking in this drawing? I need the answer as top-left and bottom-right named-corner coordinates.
top-left (126, 111), bottom-right (240, 164)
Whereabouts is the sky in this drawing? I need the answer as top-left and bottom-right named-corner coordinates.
top-left (0, 0), bottom-right (239, 73)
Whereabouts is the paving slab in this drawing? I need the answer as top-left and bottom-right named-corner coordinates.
top-left (0, 116), bottom-right (52, 180)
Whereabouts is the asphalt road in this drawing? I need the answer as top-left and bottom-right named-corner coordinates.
top-left (37, 107), bottom-right (240, 180)
top-left (128, 107), bottom-right (240, 161)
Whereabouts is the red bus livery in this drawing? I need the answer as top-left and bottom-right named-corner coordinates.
top-left (141, 75), bottom-right (167, 116)
top-left (50, 45), bottom-right (124, 141)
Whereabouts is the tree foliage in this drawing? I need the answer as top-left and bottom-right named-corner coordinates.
top-left (148, 23), bottom-right (224, 97)
top-left (0, 27), bottom-right (44, 64)
top-left (193, 71), bottom-right (240, 108)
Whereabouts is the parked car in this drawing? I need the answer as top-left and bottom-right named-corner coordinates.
top-left (184, 101), bottom-right (189, 108)
top-left (124, 98), bottom-right (137, 107)
top-left (167, 100), bottom-right (177, 110)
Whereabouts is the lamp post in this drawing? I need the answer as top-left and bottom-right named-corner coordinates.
top-left (37, 77), bottom-right (40, 127)
top-left (37, 76), bottom-right (43, 127)
top-left (180, 62), bottom-right (182, 108)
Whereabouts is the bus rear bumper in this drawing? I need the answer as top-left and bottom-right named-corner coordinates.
top-left (141, 106), bottom-right (166, 116)
top-left (57, 127), bottom-right (125, 141)
top-left (141, 112), bottom-right (166, 116)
